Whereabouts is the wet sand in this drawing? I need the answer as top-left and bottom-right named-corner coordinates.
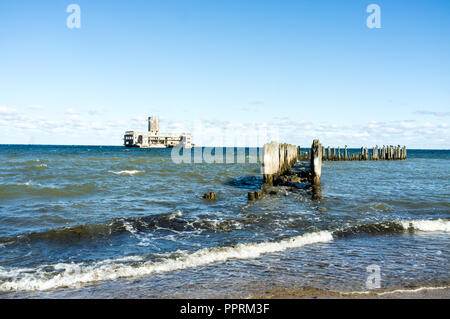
top-left (255, 287), bottom-right (450, 299)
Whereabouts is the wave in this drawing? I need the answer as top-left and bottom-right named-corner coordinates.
top-left (0, 218), bottom-right (449, 292)
top-left (334, 219), bottom-right (450, 238)
top-left (400, 219), bottom-right (450, 232)
top-left (0, 183), bottom-right (98, 200)
top-left (0, 211), bottom-right (241, 245)
top-left (0, 231), bottom-right (333, 292)
top-left (3, 212), bottom-right (449, 246)
top-left (5, 159), bottom-right (43, 167)
top-left (11, 163), bottom-right (48, 172)
top-left (108, 170), bottom-right (144, 176)
top-left (17, 180), bottom-right (42, 187)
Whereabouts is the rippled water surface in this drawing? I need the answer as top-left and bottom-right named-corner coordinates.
top-left (0, 145), bottom-right (448, 298)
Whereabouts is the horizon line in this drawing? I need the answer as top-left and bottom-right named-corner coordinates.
top-left (0, 144), bottom-right (449, 151)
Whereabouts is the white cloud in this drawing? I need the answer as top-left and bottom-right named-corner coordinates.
top-left (0, 106), bottom-right (17, 115)
top-left (88, 109), bottom-right (105, 116)
top-left (415, 110), bottom-right (450, 117)
top-left (0, 106), bottom-right (448, 148)
top-left (65, 108), bottom-right (79, 115)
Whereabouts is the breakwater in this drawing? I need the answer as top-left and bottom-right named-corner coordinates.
top-left (249, 140), bottom-right (322, 200)
top-left (261, 139), bottom-right (325, 189)
top-left (298, 145), bottom-right (407, 161)
top-left (249, 140), bottom-right (408, 201)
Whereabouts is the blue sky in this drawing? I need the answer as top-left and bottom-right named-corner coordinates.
top-left (0, 0), bottom-right (449, 148)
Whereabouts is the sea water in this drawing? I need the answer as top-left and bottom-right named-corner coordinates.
top-left (0, 145), bottom-right (448, 297)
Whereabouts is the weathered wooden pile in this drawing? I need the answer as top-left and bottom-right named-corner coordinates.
top-left (298, 145), bottom-right (406, 161)
top-left (262, 142), bottom-right (298, 185)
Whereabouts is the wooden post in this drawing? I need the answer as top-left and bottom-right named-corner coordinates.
top-left (344, 145), bottom-right (348, 161)
top-left (263, 142), bottom-right (298, 185)
top-left (327, 146), bottom-right (331, 161)
top-left (263, 142), bottom-right (279, 185)
top-left (311, 139), bottom-right (322, 185)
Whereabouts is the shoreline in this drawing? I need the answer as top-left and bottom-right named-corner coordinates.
top-left (257, 286), bottom-right (450, 299)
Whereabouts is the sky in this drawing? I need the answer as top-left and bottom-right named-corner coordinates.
top-left (0, 0), bottom-right (449, 148)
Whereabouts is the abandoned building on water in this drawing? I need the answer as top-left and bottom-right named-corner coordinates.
top-left (124, 117), bottom-right (192, 148)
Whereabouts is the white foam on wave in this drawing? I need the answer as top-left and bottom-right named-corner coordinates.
top-left (375, 285), bottom-right (449, 296)
top-left (122, 221), bottom-right (137, 234)
top-left (108, 170), bottom-right (144, 176)
top-left (17, 180), bottom-right (42, 187)
top-left (340, 285), bottom-right (449, 296)
top-left (168, 210), bottom-right (182, 220)
top-left (0, 231), bottom-right (333, 292)
top-left (121, 221), bottom-right (154, 247)
top-left (400, 219), bottom-right (450, 233)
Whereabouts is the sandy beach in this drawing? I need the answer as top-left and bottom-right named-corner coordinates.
top-left (258, 286), bottom-right (450, 299)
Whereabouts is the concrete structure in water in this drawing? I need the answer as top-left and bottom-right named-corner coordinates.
top-left (124, 117), bottom-right (192, 148)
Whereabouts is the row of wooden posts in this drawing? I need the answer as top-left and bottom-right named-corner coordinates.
top-left (261, 140), bottom-right (323, 188)
top-left (298, 145), bottom-right (407, 161)
top-left (263, 140), bottom-right (407, 189)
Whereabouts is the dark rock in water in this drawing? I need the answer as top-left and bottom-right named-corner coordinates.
top-left (291, 182), bottom-right (306, 189)
top-left (248, 190), bottom-right (263, 200)
top-left (297, 170), bottom-right (310, 179)
top-left (273, 173), bottom-right (303, 187)
top-left (269, 190), bottom-right (277, 195)
top-left (289, 176), bottom-right (302, 183)
top-left (274, 176), bottom-right (290, 186)
top-left (203, 192), bottom-right (216, 200)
